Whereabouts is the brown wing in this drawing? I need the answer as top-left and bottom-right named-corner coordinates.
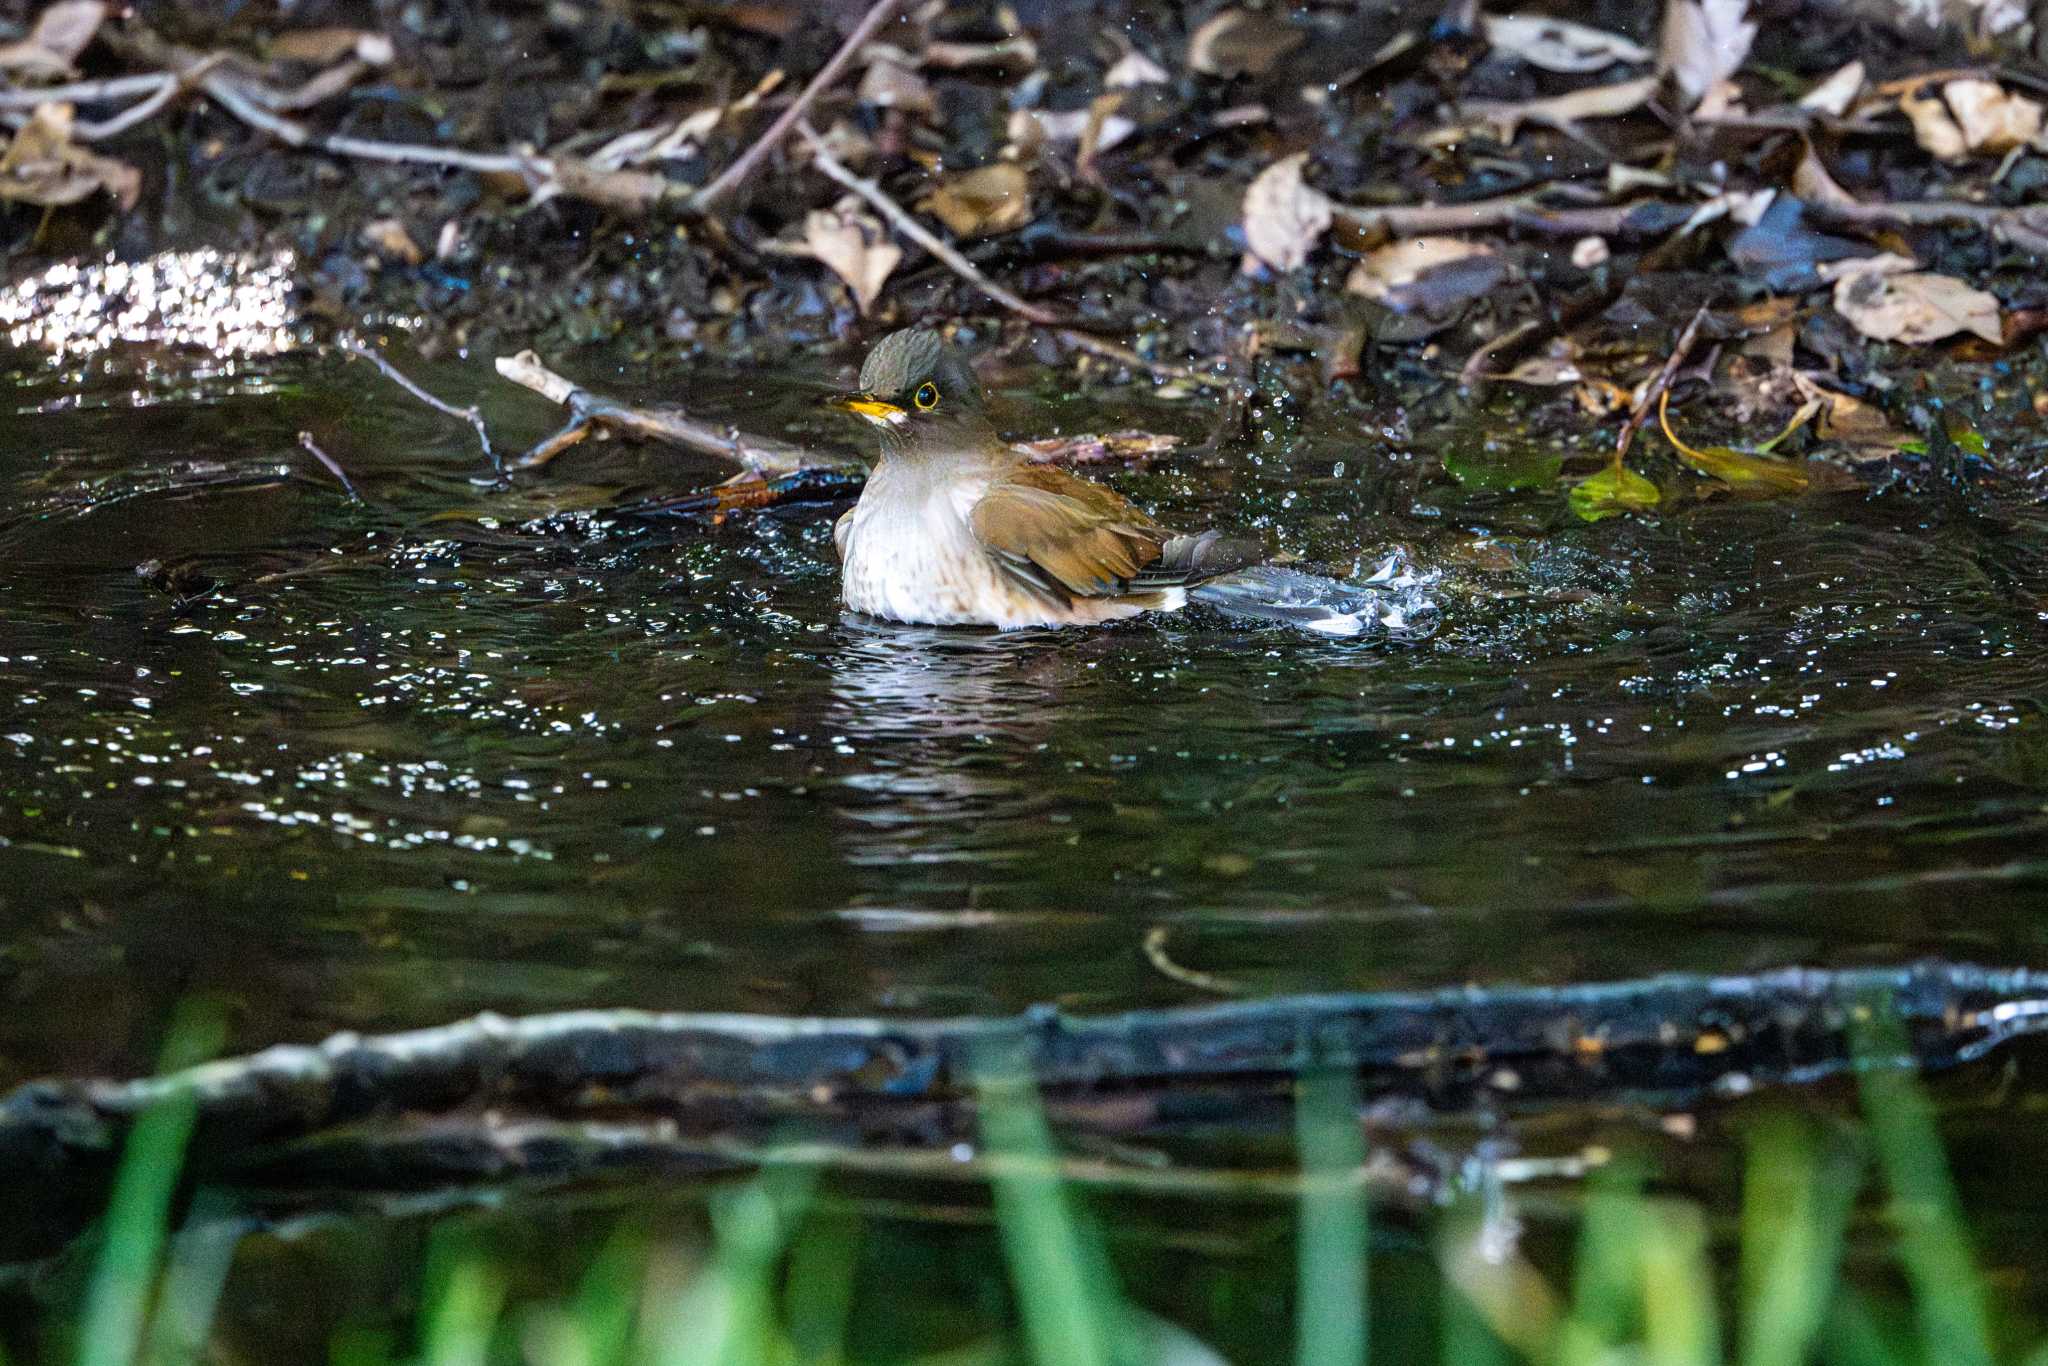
top-left (969, 466), bottom-right (1169, 600)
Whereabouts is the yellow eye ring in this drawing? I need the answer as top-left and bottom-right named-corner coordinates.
top-left (913, 382), bottom-right (939, 411)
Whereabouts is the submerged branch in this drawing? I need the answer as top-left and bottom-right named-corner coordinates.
top-left (0, 959), bottom-right (2040, 1262)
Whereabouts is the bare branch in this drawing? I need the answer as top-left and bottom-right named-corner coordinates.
top-left (798, 118), bottom-right (1061, 325)
top-left (492, 349), bottom-right (842, 476)
top-left (338, 338), bottom-right (501, 476)
top-left (688, 0), bottom-right (908, 214)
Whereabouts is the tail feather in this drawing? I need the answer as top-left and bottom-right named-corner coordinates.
top-left (1187, 551), bottom-right (1438, 639)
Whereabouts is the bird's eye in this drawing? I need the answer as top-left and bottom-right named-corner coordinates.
top-left (913, 382), bottom-right (940, 411)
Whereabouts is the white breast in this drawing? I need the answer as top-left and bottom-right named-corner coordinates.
top-left (838, 463), bottom-right (1160, 629)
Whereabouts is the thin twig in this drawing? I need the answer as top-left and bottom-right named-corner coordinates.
top-left (688, 0), bottom-right (908, 213)
top-left (797, 119), bottom-right (1060, 325)
top-left (1141, 926), bottom-right (1244, 997)
top-left (339, 338), bottom-right (502, 476)
top-left (0, 74), bottom-right (171, 108)
top-left (492, 349), bottom-right (839, 476)
top-left (71, 72), bottom-right (182, 140)
top-left (1615, 303), bottom-right (1710, 463)
top-left (296, 431), bottom-right (361, 502)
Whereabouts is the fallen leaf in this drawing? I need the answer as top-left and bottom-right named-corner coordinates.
top-left (1188, 9), bottom-right (1304, 77)
top-left (1106, 48), bottom-right (1170, 88)
top-left (1346, 237), bottom-right (1496, 299)
top-left (798, 202), bottom-right (902, 314)
top-left (857, 57), bottom-right (935, 115)
top-left (1659, 0), bottom-right (1756, 106)
top-left (1013, 430), bottom-right (1182, 464)
top-left (1241, 153), bottom-right (1330, 273)
top-left (1900, 88), bottom-right (1967, 161)
top-left (1463, 74), bottom-right (1658, 142)
top-left (268, 27), bottom-right (393, 66)
top-left (1833, 270), bottom-right (2002, 344)
top-left (1482, 14), bottom-right (1650, 72)
top-left (1007, 107), bottom-right (1137, 155)
top-left (1791, 142), bottom-right (1858, 208)
top-left (1570, 462), bottom-right (1662, 520)
top-left (1657, 390), bottom-right (1818, 495)
top-left (1797, 60), bottom-right (1864, 116)
top-left (361, 218), bottom-right (423, 265)
top-left (1499, 354), bottom-right (1584, 385)
top-left (1789, 372), bottom-right (1912, 461)
top-left (0, 103), bottom-right (140, 209)
top-left (922, 35), bottom-right (1038, 72)
top-left (1941, 79), bottom-right (2043, 155)
top-left (0, 1), bottom-right (105, 77)
top-left (920, 163), bottom-right (1032, 238)
top-left (592, 108), bottom-right (725, 169)
top-left (1814, 251), bottom-right (1916, 284)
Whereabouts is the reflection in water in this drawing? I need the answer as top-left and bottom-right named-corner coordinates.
top-left (827, 618), bottom-right (1065, 871)
top-left (0, 248), bottom-right (301, 358)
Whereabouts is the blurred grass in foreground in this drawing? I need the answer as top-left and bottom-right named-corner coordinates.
top-left (31, 1004), bottom-right (2048, 1366)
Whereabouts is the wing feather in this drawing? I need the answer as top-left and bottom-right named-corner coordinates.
top-left (969, 467), bottom-right (1167, 600)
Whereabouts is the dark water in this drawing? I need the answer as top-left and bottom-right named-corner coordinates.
top-left (4, 253), bottom-right (2048, 1354)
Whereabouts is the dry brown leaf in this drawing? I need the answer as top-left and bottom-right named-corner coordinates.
top-left (857, 57), bottom-right (935, 115)
top-left (361, 218), bottom-right (424, 265)
top-left (798, 203), bottom-right (901, 314)
top-left (1240, 152), bottom-right (1330, 273)
top-left (1789, 372), bottom-right (1911, 462)
top-left (922, 35), bottom-right (1038, 72)
top-left (920, 163), bottom-right (1032, 238)
top-left (1482, 14), bottom-right (1649, 72)
top-left (1815, 252), bottom-right (1916, 284)
top-left (1900, 89), bottom-right (1968, 161)
top-left (0, 1), bottom-right (105, 77)
top-left (1188, 9), bottom-right (1304, 77)
top-left (1792, 143), bottom-right (1859, 208)
top-left (1941, 79), bottom-right (2043, 155)
top-left (1659, 0), bottom-right (1756, 106)
top-left (1105, 48), bottom-right (1170, 88)
top-left (1464, 74), bottom-right (1658, 142)
top-left (1797, 60), bottom-right (1865, 116)
top-left (1833, 270), bottom-right (2001, 344)
top-left (1006, 106), bottom-right (1136, 156)
top-left (268, 27), bottom-right (393, 66)
top-left (1346, 237), bottom-right (1496, 301)
top-left (0, 103), bottom-right (140, 209)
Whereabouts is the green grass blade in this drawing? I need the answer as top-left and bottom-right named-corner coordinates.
top-left (415, 1254), bottom-right (507, 1366)
top-left (1638, 1201), bottom-right (1716, 1366)
top-left (138, 1196), bottom-right (246, 1366)
top-left (1738, 1118), bottom-right (1860, 1366)
top-left (1854, 1008), bottom-right (1995, 1366)
top-left (1556, 1159), bottom-right (1647, 1366)
top-left (974, 1063), bottom-right (1115, 1366)
top-left (71, 999), bottom-right (228, 1366)
top-left (1295, 1063), bottom-right (1367, 1366)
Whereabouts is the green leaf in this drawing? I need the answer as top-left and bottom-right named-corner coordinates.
top-left (1569, 463), bottom-right (1661, 521)
top-left (1445, 443), bottom-right (1564, 491)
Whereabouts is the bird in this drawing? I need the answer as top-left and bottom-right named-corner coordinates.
top-left (825, 327), bottom-right (1432, 637)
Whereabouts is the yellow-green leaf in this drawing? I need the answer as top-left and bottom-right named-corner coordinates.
top-left (1658, 391), bottom-right (1816, 496)
top-left (1569, 462), bottom-right (1661, 521)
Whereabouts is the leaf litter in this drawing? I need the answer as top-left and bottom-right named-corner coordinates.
top-left (1, 0), bottom-right (2045, 531)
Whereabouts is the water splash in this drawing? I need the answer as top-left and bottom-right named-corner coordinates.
top-left (1190, 547), bottom-right (1440, 639)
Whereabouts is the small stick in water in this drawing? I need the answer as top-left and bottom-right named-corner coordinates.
top-left (338, 337), bottom-right (502, 477)
top-left (296, 431), bottom-right (361, 502)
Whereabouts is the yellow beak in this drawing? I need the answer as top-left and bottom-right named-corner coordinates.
top-left (826, 391), bottom-right (907, 427)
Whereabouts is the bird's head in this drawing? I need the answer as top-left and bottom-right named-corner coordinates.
top-left (826, 328), bottom-right (995, 460)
